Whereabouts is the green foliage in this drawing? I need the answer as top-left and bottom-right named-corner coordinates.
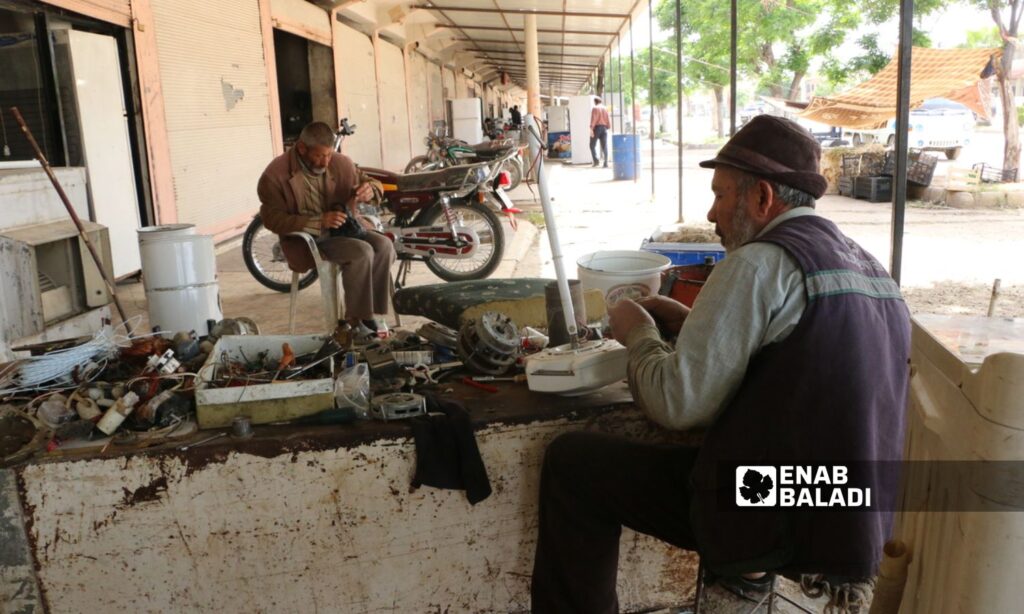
top-left (961, 26), bottom-right (1002, 48)
top-left (1017, 106), bottom-right (1024, 127)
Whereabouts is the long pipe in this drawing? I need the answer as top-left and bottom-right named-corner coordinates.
top-left (890, 0), bottom-right (914, 284)
top-left (629, 16), bottom-right (637, 183)
top-left (616, 35), bottom-right (623, 134)
top-left (676, 0), bottom-right (683, 222)
top-left (729, 0), bottom-right (737, 135)
top-left (10, 107), bottom-right (130, 325)
top-left (527, 125), bottom-right (579, 348)
top-left (648, 0), bottom-right (655, 197)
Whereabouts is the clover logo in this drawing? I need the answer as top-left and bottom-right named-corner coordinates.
top-left (736, 466), bottom-right (777, 507)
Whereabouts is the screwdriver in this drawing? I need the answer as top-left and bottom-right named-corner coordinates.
top-left (471, 375), bottom-right (527, 383)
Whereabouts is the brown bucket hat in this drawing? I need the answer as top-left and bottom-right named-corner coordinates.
top-left (699, 115), bottom-right (828, 199)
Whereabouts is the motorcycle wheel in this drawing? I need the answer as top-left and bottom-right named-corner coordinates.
top-left (242, 215), bottom-right (318, 293)
top-left (424, 201), bottom-right (506, 282)
top-left (503, 158), bottom-right (523, 190)
top-left (405, 155), bottom-right (441, 173)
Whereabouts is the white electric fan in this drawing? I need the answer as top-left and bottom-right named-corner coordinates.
top-left (523, 123), bottom-right (629, 395)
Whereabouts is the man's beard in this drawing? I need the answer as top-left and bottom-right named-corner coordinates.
top-left (720, 202), bottom-right (760, 252)
top-left (309, 166), bottom-right (326, 176)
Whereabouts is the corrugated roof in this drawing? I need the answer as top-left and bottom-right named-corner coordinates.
top-left (409, 0), bottom-right (641, 95)
top-left (799, 47), bottom-right (1000, 129)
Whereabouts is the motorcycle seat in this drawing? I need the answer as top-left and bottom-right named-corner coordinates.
top-left (363, 165), bottom-right (488, 192)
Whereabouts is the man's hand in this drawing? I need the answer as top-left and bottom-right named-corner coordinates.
top-left (321, 210), bottom-right (348, 229)
top-left (354, 181), bottom-right (375, 203)
top-left (636, 295), bottom-right (691, 337)
top-left (607, 299), bottom-right (656, 346)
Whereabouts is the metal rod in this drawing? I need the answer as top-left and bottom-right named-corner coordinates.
top-left (676, 0), bottom-right (683, 222)
top-left (889, 0), bottom-right (914, 284)
top-left (616, 35), bottom-right (623, 134)
top-left (729, 0), bottom-right (737, 135)
top-left (435, 24), bottom-right (619, 36)
top-left (455, 38), bottom-right (609, 48)
top-left (649, 0), bottom-right (655, 198)
top-left (411, 5), bottom-right (629, 18)
top-left (9, 106), bottom-right (130, 326)
top-left (629, 15), bottom-right (637, 183)
top-left (987, 278), bottom-right (1002, 317)
top-left (527, 125), bottom-right (579, 349)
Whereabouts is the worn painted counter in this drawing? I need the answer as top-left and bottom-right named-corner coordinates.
top-left (6, 381), bottom-right (699, 613)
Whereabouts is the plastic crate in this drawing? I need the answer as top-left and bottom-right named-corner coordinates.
top-left (881, 150), bottom-right (938, 186)
top-left (640, 241), bottom-right (726, 266)
top-left (838, 176), bottom-right (855, 197)
top-left (972, 163), bottom-right (1018, 183)
top-left (854, 176), bottom-right (892, 202)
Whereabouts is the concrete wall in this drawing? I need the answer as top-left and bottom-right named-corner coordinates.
top-left (407, 51), bottom-right (431, 157)
top-left (377, 40), bottom-right (411, 171)
top-left (335, 22), bottom-right (381, 167)
top-left (15, 409), bottom-right (695, 612)
top-left (428, 59), bottom-right (444, 125)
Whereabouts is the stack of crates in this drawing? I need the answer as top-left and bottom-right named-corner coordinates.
top-left (854, 175), bottom-right (893, 202)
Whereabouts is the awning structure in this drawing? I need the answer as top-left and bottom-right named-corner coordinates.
top-left (799, 47), bottom-right (1000, 129)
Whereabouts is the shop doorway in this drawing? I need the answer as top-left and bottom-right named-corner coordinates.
top-left (273, 29), bottom-right (337, 147)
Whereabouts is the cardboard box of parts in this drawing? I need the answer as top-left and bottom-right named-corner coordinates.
top-left (195, 335), bottom-right (335, 429)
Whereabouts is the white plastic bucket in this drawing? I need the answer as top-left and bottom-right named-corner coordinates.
top-left (137, 224), bottom-right (196, 244)
top-left (138, 232), bottom-right (222, 334)
top-left (577, 250), bottom-right (671, 305)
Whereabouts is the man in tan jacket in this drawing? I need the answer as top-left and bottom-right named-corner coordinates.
top-left (257, 122), bottom-right (395, 332)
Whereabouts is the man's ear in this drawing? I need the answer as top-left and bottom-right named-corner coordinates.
top-left (753, 179), bottom-right (775, 218)
top-left (295, 142), bottom-right (306, 156)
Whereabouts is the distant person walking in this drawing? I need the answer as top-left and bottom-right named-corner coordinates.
top-left (510, 105), bottom-right (523, 129)
top-left (590, 97), bottom-right (611, 168)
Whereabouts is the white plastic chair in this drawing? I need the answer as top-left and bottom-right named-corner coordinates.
top-left (284, 231), bottom-right (400, 334)
top-left (285, 232), bottom-right (344, 334)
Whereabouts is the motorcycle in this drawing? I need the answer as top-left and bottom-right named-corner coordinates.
top-left (405, 132), bottom-right (524, 191)
top-left (242, 119), bottom-right (518, 292)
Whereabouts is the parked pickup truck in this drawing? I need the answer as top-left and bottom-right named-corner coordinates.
top-left (846, 98), bottom-right (975, 160)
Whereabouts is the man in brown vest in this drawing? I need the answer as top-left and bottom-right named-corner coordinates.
top-left (258, 122), bottom-right (395, 333)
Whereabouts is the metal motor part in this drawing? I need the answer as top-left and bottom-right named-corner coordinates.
top-left (370, 392), bottom-right (427, 421)
top-left (457, 312), bottom-right (519, 376)
top-left (416, 322), bottom-right (459, 349)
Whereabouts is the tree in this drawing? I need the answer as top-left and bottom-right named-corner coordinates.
top-left (977, 0), bottom-right (1022, 173)
top-left (633, 42), bottom-right (686, 134)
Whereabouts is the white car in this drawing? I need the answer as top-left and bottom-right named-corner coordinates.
top-left (848, 98), bottom-right (975, 160)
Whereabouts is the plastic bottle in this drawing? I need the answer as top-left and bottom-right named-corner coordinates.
top-left (332, 319), bottom-right (353, 350)
top-left (96, 392), bottom-right (140, 436)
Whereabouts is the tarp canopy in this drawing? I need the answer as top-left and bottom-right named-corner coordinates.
top-left (799, 47), bottom-right (1000, 129)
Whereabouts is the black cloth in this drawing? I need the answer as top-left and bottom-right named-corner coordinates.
top-left (510, 107), bottom-right (522, 127)
top-left (410, 395), bottom-right (492, 505)
top-left (531, 431), bottom-right (701, 613)
top-left (590, 124), bottom-right (608, 165)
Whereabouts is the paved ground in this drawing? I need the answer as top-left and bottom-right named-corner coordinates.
top-left (515, 137), bottom-right (1024, 318)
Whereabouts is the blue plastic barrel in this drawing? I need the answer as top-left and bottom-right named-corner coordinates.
top-left (612, 134), bottom-right (640, 181)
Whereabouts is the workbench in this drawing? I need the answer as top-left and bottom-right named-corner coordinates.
top-left (2, 381), bottom-right (699, 613)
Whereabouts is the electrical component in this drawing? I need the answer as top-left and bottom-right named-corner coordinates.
top-left (370, 392), bottom-right (427, 421)
top-left (457, 312), bottom-right (519, 375)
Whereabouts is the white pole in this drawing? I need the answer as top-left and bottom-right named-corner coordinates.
top-left (527, 125), bottom-right (579, 349)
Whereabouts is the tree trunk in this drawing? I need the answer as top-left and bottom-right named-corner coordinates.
top-left (997, 41), bottom-right (1021, 175)
top-left (596, 63), bottom-right (605, 97)
top-left (713, 86), bottom-right (725, 138)
top-left (788, 71), bottom-right (805, 102)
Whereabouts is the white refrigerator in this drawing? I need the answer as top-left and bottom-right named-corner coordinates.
top-left (546, 105), bottom-right (569, 133)
top-left (449, 97), bottom-right (484, 144)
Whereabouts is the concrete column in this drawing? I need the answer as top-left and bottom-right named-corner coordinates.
top-left (524, 14), bottom-right (541, 117)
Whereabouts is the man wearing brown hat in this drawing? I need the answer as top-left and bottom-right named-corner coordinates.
top-left (531, 115), bottom-right (910, 612)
